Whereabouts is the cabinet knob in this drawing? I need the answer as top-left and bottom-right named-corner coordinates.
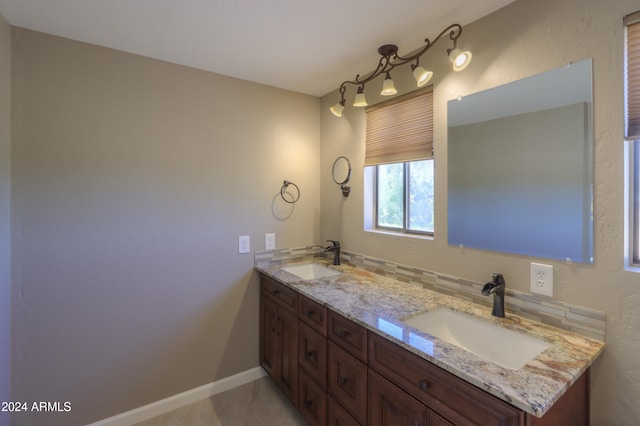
top-left (304, 399), bottom-right (314, 408)
top-left (418, 379), bottom-right (430, 391)
top-left (305, 350), bottom-right (317, 361)
top-left (339, 376), bottom-right (349, 386)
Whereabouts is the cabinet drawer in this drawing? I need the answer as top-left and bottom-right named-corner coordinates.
top-left (328, 341), bottom-right (368, 425)
top-left (299, 369), bottom-right (327, 426)
top-left (299, 295), bottom-right (328, 335)
top-left (328, 310), bottom-right (367, 362)
top-left (260, 274), bottom-right (297, 312)
top-left (327, 396), bottom-right (360, 426)
top-left (298, 321), bottom-right (327, 389)
top-left (368, 332), bottom-right (522, 426)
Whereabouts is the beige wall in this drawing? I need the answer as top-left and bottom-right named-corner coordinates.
top-left (10, 29), bottom-right (321, 425)
top-left (0, 11), bottom-right (11, 426)
top-left (321, 0), bottom-right (640, 423)
top-left (9, 0), bottom-right (640, 423)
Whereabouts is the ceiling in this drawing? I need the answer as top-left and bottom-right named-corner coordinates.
top-left (0, 0), bottom-right (517, 97)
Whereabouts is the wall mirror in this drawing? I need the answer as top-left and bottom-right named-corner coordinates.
top-left (447, 59), bottom-right (593, 263)
top-left (332, 156), bottom-right (352, 197)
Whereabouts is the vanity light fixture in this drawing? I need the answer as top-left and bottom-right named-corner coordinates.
top-left (353, 86), bottom-right (368, 107)
top-left (330, 23), bottom-right (471, 117)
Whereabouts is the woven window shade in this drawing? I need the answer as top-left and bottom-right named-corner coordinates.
top-left (626, 12), bottom-right (640, 140)
top-left (365, 87), bottom-right (434, 166)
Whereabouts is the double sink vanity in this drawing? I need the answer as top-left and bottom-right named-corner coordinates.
top-left (256, 249), bottom-right (605, 425)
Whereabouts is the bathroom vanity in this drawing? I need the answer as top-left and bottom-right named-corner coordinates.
top-left (257, 255), bottom-right (604, 425)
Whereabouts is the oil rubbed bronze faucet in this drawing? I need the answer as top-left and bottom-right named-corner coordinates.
top-left (324, 240), bottom-right (341, 265)
top-left (481, 273), bottom-right (506, 318)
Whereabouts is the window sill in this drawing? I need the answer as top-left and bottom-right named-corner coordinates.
top-left (624, 263), bottom-right (640, 273)
top-left (364, 228), bottom-right (434, 241)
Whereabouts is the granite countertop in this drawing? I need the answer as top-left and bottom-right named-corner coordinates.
top-left (256, 258), bottom-right (605, 418)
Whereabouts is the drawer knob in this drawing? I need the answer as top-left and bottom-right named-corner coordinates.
top-left (418, 379), bottom-right (430, 391)
top-left (339, 377), bottom-right (349, 386)
top-left (339, 330), bottom-right (350, 339)
top-left (304, 399), bottom-right (314, 408)
top-left (305, 350), bottom-right (317, 361)
top-left (306, 309), bottom-right (315, 317)
top-left (272, 289), bottom-right (281, 295)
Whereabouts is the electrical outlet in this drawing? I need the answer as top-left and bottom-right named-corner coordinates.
top-left (238, 235), bottom-right (250, 254)
top-left (530, 263), bottom-right (553, 297)
top-left (265, 233), bottom-right (275, 250)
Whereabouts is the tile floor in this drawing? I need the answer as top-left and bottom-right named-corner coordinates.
top-left (133, 377), bottom-right (306, 426)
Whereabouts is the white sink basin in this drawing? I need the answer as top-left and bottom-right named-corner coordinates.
top-left (402, 308), bottom-right (549, 370)
top-left (282, 263), bottom-right (342, 280)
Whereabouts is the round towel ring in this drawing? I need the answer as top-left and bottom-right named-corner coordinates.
top-left (280, 180), bottom-right (300, 204)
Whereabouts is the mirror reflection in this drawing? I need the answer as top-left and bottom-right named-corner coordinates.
top-left (447, 59), bottom-right (593, 263)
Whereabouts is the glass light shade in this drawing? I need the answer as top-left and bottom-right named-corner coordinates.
top-left (330, 101), bottom-right (345, 117)
top-left (413, 66), bottom-right (433, 87)
top-left (449, 48), bottom-right (472, 71)
top-left (353, 91), bottom-right (368, 107)
top-left (380, 76), bottom-right (397, 96)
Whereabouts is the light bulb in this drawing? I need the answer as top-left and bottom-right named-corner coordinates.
top-left (449, 48), bottom-right (472, 72)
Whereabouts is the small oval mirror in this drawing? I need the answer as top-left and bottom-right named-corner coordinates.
top-left (332, 156), bottom-right (352, 185)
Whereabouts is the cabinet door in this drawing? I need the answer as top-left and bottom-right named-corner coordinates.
top-left (259, 295), bottom-right (278, 378)
top-left (299, 321), bottom-right (328, 389)
top-left (277, 307), bottom-right (298, 405)
top-left (426, 410), bottom-right (455, 426)
top-left (328, 396), bottom-right (360, 426)
top-left (369, 369), bottom-right (427, 426)
top-left (328, 341), bottom-right (368, 424)
top-left (299, 369), bottom-right (327, 426)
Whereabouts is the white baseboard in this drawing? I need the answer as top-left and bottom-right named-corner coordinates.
top-left (87, 367), bottom-right (267, 426)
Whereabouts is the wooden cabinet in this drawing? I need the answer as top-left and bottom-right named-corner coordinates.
top-left (299, 369), bottom-right (327, 425)
top-left (299, 321), bottom-right (327, 389)
top-left (328, 341), bottom-right (368, 424)
top-left (261, 273), bottom-right (297, 309)
top-left (369, 369), bottom-right (428, 426)
top-left (368, 332), bottom-right (522, 426)
top-left (328, 310), bottom-right (368, 362)
top-left (300, 294), bottom-right (328, 335)
top-left (259, 273), bottom-right (589, 426)
top-left (259, 276), bottom-right (298, 406)
top-left (327, 396), bottom-right (360, 426)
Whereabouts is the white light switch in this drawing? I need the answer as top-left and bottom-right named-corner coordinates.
top-left (265, 233), bottom-right (275, 250)
top-left (238, 235), bottom-right (250, 254)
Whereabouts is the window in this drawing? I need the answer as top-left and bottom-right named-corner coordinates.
top-left (376, 159), bottom-right (434, 234)
top-left (629, 140), bottom-right (640, 265)
top-left (625, 11), bottom-right (640, 267)
top-left (364, 87), bottom-right (434, 236)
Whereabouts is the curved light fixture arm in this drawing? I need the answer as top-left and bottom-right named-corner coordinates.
top-left (331, 23), bottom-right (466, 116)
top-left (337, 52), bottom-right (394, 98)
